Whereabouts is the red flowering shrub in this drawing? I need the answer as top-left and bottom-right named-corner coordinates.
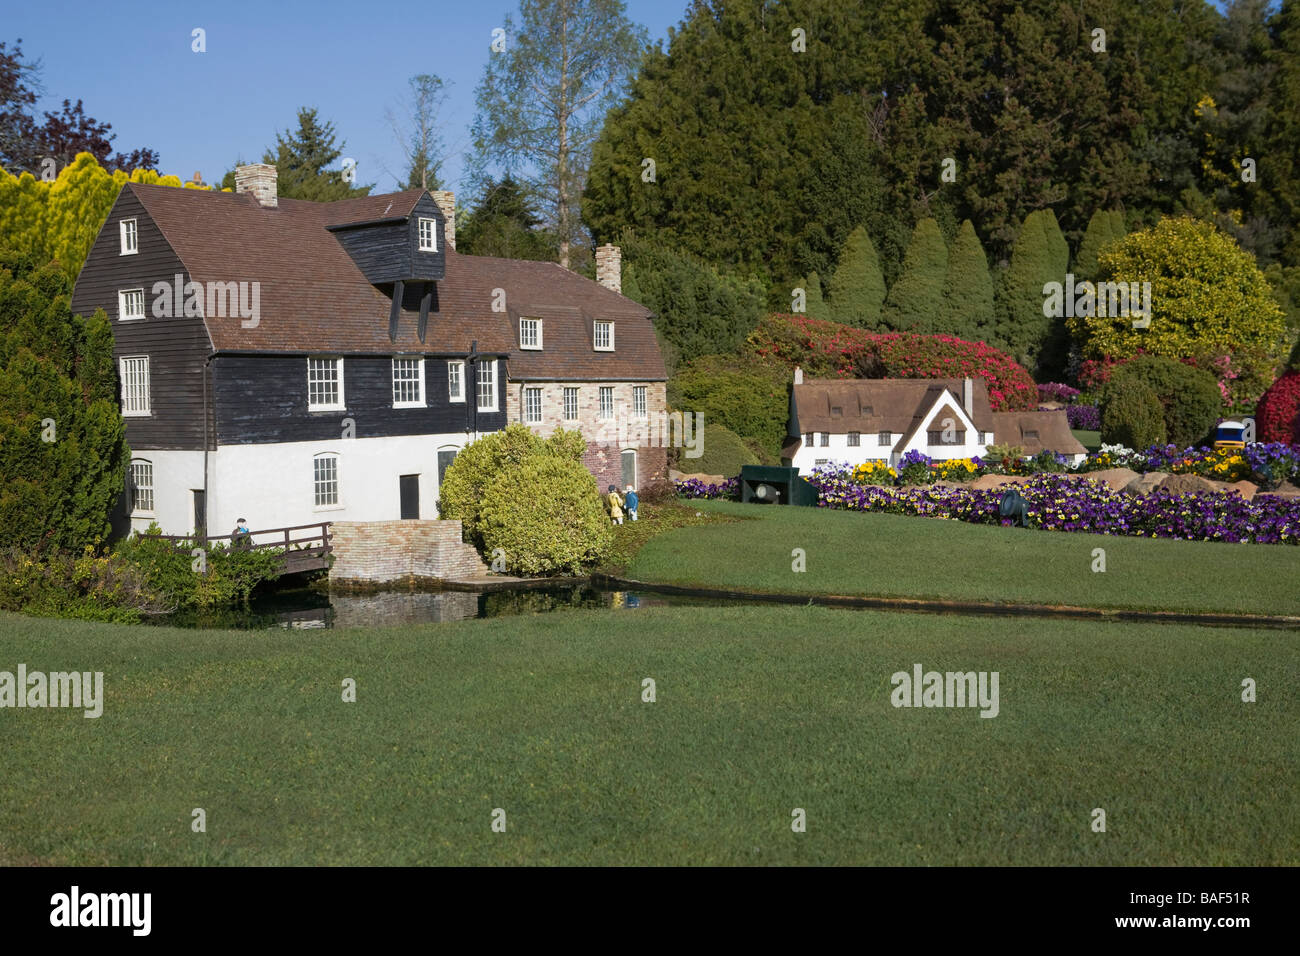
top-left (1256, 371), bottom-right (1300, 443)
top-left (747, 314), bottom-right (1037, 411)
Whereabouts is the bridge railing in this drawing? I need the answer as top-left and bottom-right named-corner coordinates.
top-left (138, 522), bottom-right (333, 562)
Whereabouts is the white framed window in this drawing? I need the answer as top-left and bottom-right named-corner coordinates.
top-left (120, 218), bottom-right (138, 255)
top-left (819, 432), bottom-right (829, 447)
top-left (520, 317), bottom-right (542, 350)
top-left (129, 459), bottom-right (153, 513)
top-left (594, 320), bottom-right (614, 351)
top-left (599, 386), bottom-right (614, 419)
top-left (119, 356), bottom-right (150, 416)
top-left (563, 387), bottom-right (579, 421)
top-left (633, 385), bottom-right (647, 419)
top-left (418, 217), bottom-right (437, 252)
top-left (524, 387), bottom-right (543, 423)
top-left (308, 357), bottom-right (344, 411)
top-left (448, 360), bottom-right (465, 402)
top-left (878, 431), bottom-right (892, 446)
top-left (118, 288), bottom-right (145, 321)
top-left (392, 357), bottom-right (425, 407)
top-left (847, 432), bottom-right (860, 447)
top-left (476, 359), bottom-right (497, 412)
top-left (313, 453), bottom-right (340, 507)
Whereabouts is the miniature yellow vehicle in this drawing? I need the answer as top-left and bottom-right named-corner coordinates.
top-left (1213, 420), bottom-right (1246, 450)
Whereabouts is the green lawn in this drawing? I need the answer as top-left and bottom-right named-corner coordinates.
top-left (1072, 429), bottom-right (1102, 453)
top-left (627, 501), bottom-right (1300, 617)
top-left (0, 607), bottom-right (1294, 865)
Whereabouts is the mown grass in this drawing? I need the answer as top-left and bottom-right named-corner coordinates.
top-left (597, 500), bottom-right (737, 575)
top-left (0, 606), bottom-right (1294, 865)
top-left (626, 500), bottom-right (1300, 617)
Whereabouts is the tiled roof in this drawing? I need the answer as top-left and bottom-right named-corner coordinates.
top-left (127, 184), bottom-right (665, 380)
top-left (992, 410), bottom-right (1087, 456)
top-left (792, 378), bottom-right (995, 435)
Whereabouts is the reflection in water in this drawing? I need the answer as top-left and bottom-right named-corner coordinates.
top-left (149, 585), bottom-right (703, 630)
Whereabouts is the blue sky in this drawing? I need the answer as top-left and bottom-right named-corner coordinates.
top-left (5, 0), bottom-right (689, 198)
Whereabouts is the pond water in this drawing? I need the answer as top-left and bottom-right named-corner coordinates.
top-left (147, 584), bottom-right (730, 630)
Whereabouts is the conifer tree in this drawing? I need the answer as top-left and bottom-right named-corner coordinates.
top-left (262, 107), bottom-right (372, 201)
top-left (797, 272), bottom-right (830, 322)
top-left (939, 219), bottom-right (995, 340)
top-left (826, 226), bottom-right (886, 329)
top-left (882, 218), bottom-right (948, 332)
top-left (993, 209), bottom-right (1069, 372)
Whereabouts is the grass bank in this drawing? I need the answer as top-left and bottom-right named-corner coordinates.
top-left (625, 501), bottom-right (1300, 617)
top-left (0, 606), bottom-right (1293, 865)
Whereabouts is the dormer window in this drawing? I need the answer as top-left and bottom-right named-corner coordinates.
top-left (594, 320), bottom-right (614, 351)
top-left (120, 218), bottom-right (138, 255)
top-left (520, 317), bottom-right (542, 350)
top-left (418, 217), bottom-right (437, 252)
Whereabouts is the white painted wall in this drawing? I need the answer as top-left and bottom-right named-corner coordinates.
top-left (207, 433), bottom-right (473, 539)
top-left (791, 434), bottom-right (892, 473)
top-left (126, 449), bottom-right (205, 536)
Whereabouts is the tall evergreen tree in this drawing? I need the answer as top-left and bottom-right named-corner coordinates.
top-left (883, 218), bottom-right (948, 331)
top-left (1074, 210), bottom-right (1127, 280)
top-left (940, 219), bottom-right (995, 340)
top-left (994, 209), bottom-right (1069, 373)
top-left (262, 107), bottom-right (371, 201)
top-left (457, 176), bottom-right (555, 260)
top-left (797, 272), bottom-right (830, 322)
top-left (826, 226), bottom-right (887, 329)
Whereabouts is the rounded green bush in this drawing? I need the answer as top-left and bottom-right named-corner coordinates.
top-left (1100, 378), bottom-right (1166, 449)
top-left (690, 423), bottom-right (759, 477)
top-left (1109, 355), bottom-right (1222, 447)
top-left (438, 424), bottom-right (552, 546)
top-left (479, 453), bottom-right (614, 575)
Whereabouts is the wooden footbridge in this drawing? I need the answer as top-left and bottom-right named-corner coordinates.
top-left (140, 522), bottom-right (333, 574)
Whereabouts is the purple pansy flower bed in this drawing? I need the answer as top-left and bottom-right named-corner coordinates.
top-left (676, 462), bottom-right (1300, 544)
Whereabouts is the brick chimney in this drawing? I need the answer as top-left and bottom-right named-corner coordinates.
top-left (431, 190), bottom-right (455, 249)
top-left (234, 163), bottom-right (278, 208)
top-left (595, 243), bottom-right (621, 293)
top-left (963, 376), bottom-right (974, 416)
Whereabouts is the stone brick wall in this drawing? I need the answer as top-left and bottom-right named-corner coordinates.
top-left (329, 520), bottom-right (488, 585)
top-left (505, 380), bottom-right (670, 488)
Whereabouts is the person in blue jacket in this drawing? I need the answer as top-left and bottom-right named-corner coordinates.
top-left (624, 484), bottom-right (639, 522)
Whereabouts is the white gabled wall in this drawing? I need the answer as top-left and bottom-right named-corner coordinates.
top-left (892, 394), bottom-right (989, 466)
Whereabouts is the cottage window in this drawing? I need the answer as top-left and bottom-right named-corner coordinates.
top-left (120, 218), bottom-right (138, 255)
top-left (129, 459), bottom-right (153, 513)
top-left (1024, 430), bottom-right (1040, 441)
top-left (119, 356), bottom-right (151, 416)
top-left (878, 431), bottom-right (892, 445)
top-left (524, 387), bottom-right (543, 423)
top-left (313, 454), bottom-right (340, 507)
top-left (520, 317), bottom-right (542, 350)
top-left (599, 386), bottom-right (614, 419)
top-left (563, 387), bottom-right (579, 421)
top-left (928, 428), bottom-right (965, 446)
top-left (392, 357), bottom-right (425, 407)
top-left (594, 320), bottom-right (614, 351)
top-left (633, 386), bottom-right (647, 419)
top-left (307, 357), bottom-right (344, 411)
top-left (476, 359), bottom-right (498, 412)
top-left (805, 432), bottom-right (813, 446)
top-left (819, 432), bottom-right (829, 447)
top-left (448, 360), bottom-right (465, 402)
top-left (847, 432), bottom-right (860, 447)
top-left (418, 217), bottom-right (438, 252)
top-left (119, 289), bottom-right (146, 321)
